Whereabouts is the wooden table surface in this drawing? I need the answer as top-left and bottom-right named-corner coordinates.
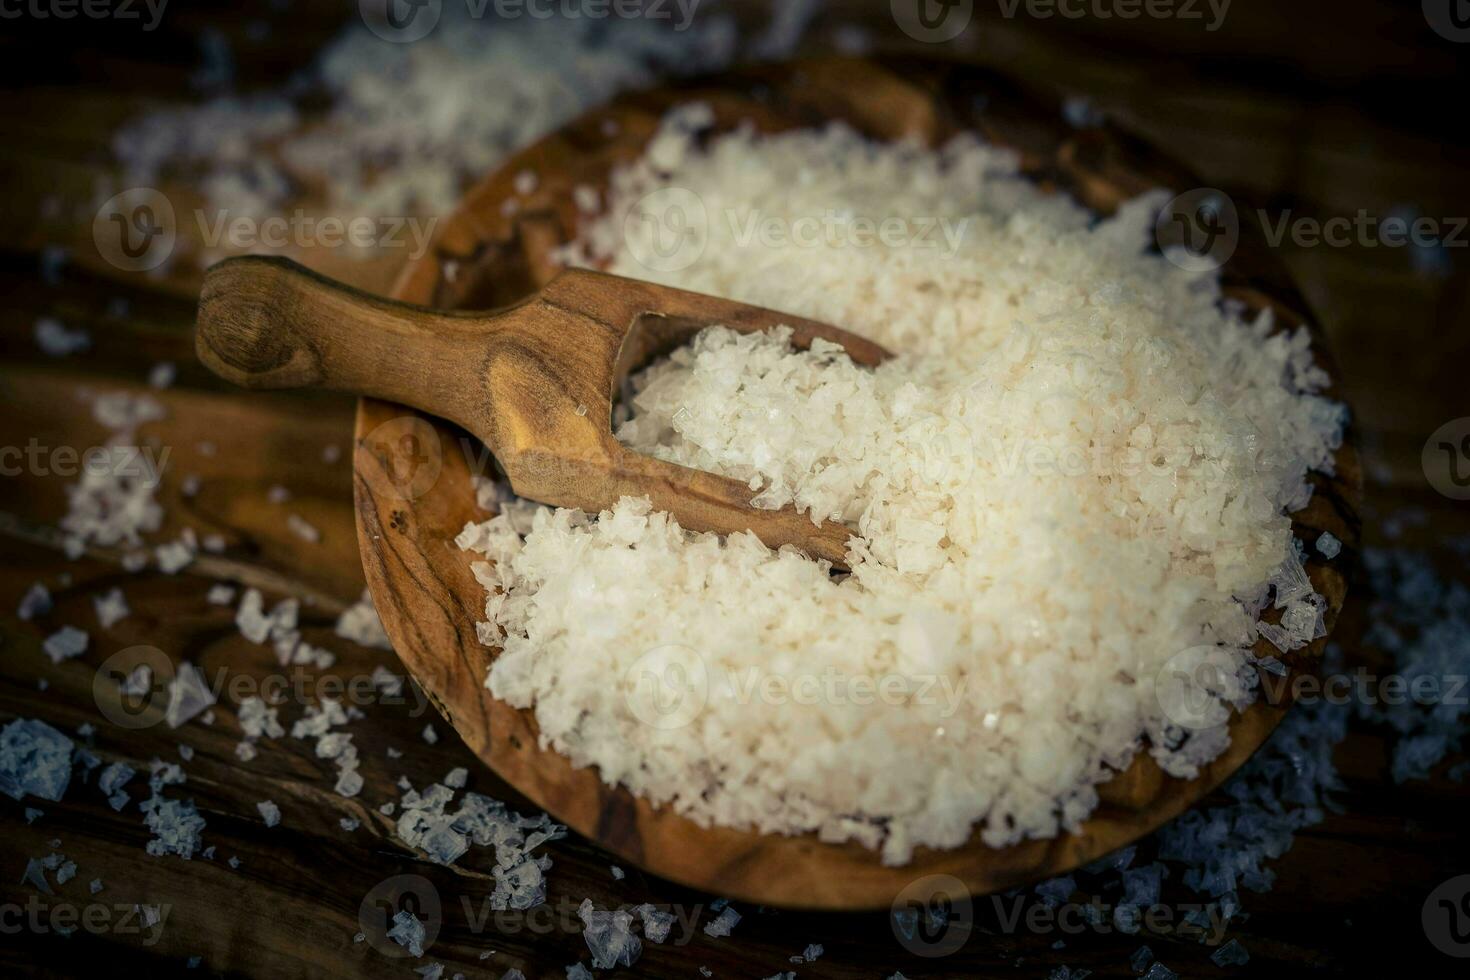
top-left (2, 2), bottom-right (1468, 977)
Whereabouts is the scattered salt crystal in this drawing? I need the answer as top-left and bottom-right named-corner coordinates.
top-left (444, 767), bottom-right (467, 789)
top-left (165, 663), bottom-right (217, 728)
top-left (387, 908), bottom-right (427, 957)
top-left (335, 590), bottom-right (393, 650)
top-left (1211, 938), bottom-right (1250, 966)
top-left (155, 538), bottom-right (195, 574)
top-left (1316, 532), bottom-right (1341, 559)
top-left (1035, 875), bottom-right (1076, 907)
top-left (340, 817), bottom-right (359, 831)
top-left (207, 584), bottom-right (236, 606)
top-left (141, 787), bottom-right (207, 859)
top-left (93, 588), bottom-right (130, 628)
top-left (148, 362), bottom-right (177, 388)
top-left (56, 860), bottom-right (77, 884)
top-left (703, 905), bottom-right (740, 938)
top-left (633, 904), bottom-right (674, 943)
top-left (573, 184), bottom-right (599, 213)
top-left (99, 762), bottom-right (135, 798)
top-left (89, 878), bottom-right (103, 894)
top-left (257, 800), bottom-right (281, 827)
top-left (18, 583), bottom-right (52, 621)
top-left (422, 724), bottom-right (438, 745)
top-left (1141, 964), bottom-right (1177, 980)
top-left (610, 865), bottom-right (624, 880)
top-left (1254, 656), bottom-right (1288, 676)
top-left (566, 965), bottom-right (592, 980)
top-left (577, 899), bottom-right (642, 969)
top-left (21, 858), bottom-right (55, 895)
top-left (42, 626), bottom-right (89, 664)
top-left (178, 745), bottom-right (194, 761)
top-left (35, 317), bottom-right (90, 356)
top-left (513, 170), bottom-right (538, 195)
top-left (287, 514), bottom-right (320, 542)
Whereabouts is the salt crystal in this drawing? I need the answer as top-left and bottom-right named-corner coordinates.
top-left (703, 905), bottom-right (740, 938)
top-left (94, 588), bottom-right (130, 628)
top-left (610, 865), bottom-right (624, 880)
top-left (18, 583), bottom-right (52, 621)
top-left (165, 663), bottom-right (217, 728)
top-left (89, 878), bottom-right (103, 894)
top-left (287, 514), bottom-right (320, 543)
top-left (35, 317), bottom-right (90, 356)
top-left (207, 584), bottom-right (237, 606)
top-left (634, 904), bottom-right (674, 943)
top-left (257, 800), bottom-right (281, 827)
top-left (21, 858), bottom-right (54, 894)
top-left (1211, 938), bottom-right (1250, 966)
top-left (422, 724), bottom-right (438, 745)
top-left (1129, 946), bottom-right (1154, 972)
top-left (149, 362), bottom-right (177, 388)
top-left (43, 626), bottom-right (89, 663)
top-left (1315, 532), bottom-right (1341, 559)
top-left (387, 908), bottom-right (427, 957)
top-left (0, 720), bottom-right (73, 803)
top-left (335, 590), bottom-right (393, 650)
top-left (156, 539), bottom-right (195, 574)
top-left (577, 899), bottom-right (642, 969)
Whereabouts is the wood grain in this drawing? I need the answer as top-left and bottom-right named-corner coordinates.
top-left (195, 256), bottom-right (887, 565)
top-left (352, 55), bottom-right (1361, 911)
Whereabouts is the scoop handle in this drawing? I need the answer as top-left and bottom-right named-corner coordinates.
top-left (195, 255), bottom-right (494, 412)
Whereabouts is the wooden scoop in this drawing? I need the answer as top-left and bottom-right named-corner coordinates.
top-left (195, 255), bottom-right (888, 565)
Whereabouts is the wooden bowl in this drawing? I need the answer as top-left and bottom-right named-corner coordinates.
top-left (352, 56), bottom-right (1360, 911)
